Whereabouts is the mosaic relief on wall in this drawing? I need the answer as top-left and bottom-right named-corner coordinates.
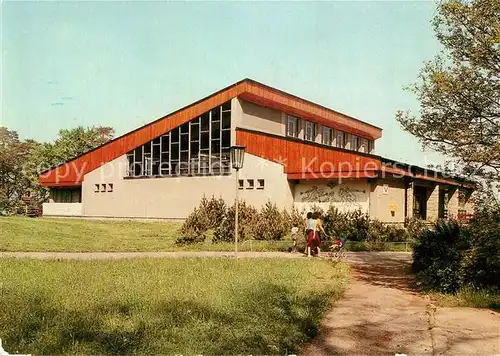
top-left (298, 182), bottom-right (366, 209)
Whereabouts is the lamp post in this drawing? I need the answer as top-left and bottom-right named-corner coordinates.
top-left (230, 145), bottom-right (246, 257)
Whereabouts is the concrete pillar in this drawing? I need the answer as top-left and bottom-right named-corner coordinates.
top-left (406, 180), bottom-right (414, 221)
top-left (427, 184), bottom-right (440, 221)
top-left (447, 187), bottom-right (459, 218)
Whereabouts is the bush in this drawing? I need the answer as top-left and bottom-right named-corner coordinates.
top-left (460, 207), bottom-right (500, 290)
top-left (177, 196), bottom-right (228, 244)
top-left (253, 202), bottom-right (288, 241)
top-left (412, 207), bottom-right (500, 294)
top-left (212, 201), bottom-right (258, 243)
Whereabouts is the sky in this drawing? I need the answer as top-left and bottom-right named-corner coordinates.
top-left (2, 0), bottom-right (445, 167)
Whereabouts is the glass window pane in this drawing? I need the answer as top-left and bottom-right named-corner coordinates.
top-left (201, 112), bottom-right (210, 131)
top-left (134, 147), bottom-right (142, 162)
top-left (190, 123), bottom-right (199, 140)
top-left (161, 135), bottom-right (170, 152)
top-left (181, 122), bottom-right (189, 134)
top-left (180, 134), bottom-right (189, 150)
top-left (171, 128), bottom-right (179, 142)
top-left (221, 130), bottom-right (230, 148)
top-left (211, 121), bottom-right (220, 139)
top-left (143, 143), bottom-right (151, 154)
top-left (211, 140), bottom-right (221, 154)
top-left (222, 101), bottom-right (231, 111)
top-left (171, 143), bottom-right (179, 160)
top-left (201, 132), bottom-right (209, 149)
top-left (222, 111), bottom-right (231, 129)
top-left (191, 142), bottom-right (199, 156)
top-left (211, 107), bottom-right (220, 122)
top-left (153, 145), bottom-right (160, 161)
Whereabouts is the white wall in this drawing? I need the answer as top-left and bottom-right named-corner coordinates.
top-left (294, 179), bottom-right (370, 214)
top-left (82, 153), bottom-right (293, 219)
top-left (42, 203), bottom-right (82, 216)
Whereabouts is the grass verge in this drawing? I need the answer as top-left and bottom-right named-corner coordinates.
top-left (430, 287), bottom-right (500, 310)
top-left (0, 258), bottom-right (349, 355)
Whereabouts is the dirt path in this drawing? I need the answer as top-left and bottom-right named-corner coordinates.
top-left (302, 253), bottom-right (500, 355)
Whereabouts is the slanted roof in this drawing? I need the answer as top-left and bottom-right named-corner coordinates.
top-left (39, 79), bottom-right (383, 187)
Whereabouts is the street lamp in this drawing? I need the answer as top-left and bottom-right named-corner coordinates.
top-left (230, 145), bottom-right (246, 257)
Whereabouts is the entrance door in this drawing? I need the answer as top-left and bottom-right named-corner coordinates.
top-left (413, 186), bottom-right (427, 220)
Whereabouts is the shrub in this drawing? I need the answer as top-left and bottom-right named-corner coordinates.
top-left (212, 201), bottom-right (258, 243)
top-left (412, 206), bottom-right (500, 294)
top-left (459, 207), bottom-right (500, 290)
top-left (177, 196), bottom-right (229, 244)
top-left (253, 202), bottom-right (288, 241)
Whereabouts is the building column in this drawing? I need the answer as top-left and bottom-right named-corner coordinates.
top-left (405, 180), bottom-right (414, 221)
top-left (427, 184), bottom-right (440, 221)
top-left (447, 187), bottom-right (459, 218)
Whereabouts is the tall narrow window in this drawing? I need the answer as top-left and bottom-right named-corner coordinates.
top-left (321, 127), bottom-right (333, 146)
top-left (336, 130), bottom-right (344, 148)
top-left (351, 135), bottom-right (360, 151)
top-left (286, 116), bottom-right (299, 138)
top-left (304, 121), bottom-right (316, 141)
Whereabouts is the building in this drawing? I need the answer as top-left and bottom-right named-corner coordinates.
top-left (39, 79), bottom-right (475, 222)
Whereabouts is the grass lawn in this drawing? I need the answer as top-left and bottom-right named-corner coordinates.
top-left (1, 216), bottom-right (411, 253)
top-left (0, 216), bottom-right (296, 252)
top-left (0, 258), bottom-right (349, 355)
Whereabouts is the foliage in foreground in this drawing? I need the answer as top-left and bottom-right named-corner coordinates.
top-left (412, 207), bottom-right (500, 294)
top-left (0, 258), bottom-right (349, 355)
top-left (396, 0), bottom-right (500, 184)
top-left (178, 197), bottom-right (422, 245)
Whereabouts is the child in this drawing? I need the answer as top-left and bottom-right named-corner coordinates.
top-left (291, 224), bottom-right (299, 253)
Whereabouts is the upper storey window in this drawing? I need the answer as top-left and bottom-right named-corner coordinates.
top-left (351, 135), bottom-right (360, 151)
top-left (321, 127), bottom-right (333, 146)
top-left (336, 130), bottom-right (345, 148)
top-left (304, 121), bottom-right (316, 142)
top-left (126, 101), bottom-right (231, 178)
top-left (286, 116), bottom-right (299, 138)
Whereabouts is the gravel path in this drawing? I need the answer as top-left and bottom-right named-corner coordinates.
top-left (302, 252), bottom-right (500, 355)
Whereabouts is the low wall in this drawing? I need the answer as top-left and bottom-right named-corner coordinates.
top-left (42, 203), bottom-right (83, 216)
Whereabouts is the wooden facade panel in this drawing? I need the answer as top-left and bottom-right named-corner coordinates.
top-left (243, 81), bottom-right (382, 139)
top-left (236, 129), bottom-right (381, 179)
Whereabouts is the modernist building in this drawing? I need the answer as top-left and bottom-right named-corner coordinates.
top-left (40, 79), bottom-right (475, 223)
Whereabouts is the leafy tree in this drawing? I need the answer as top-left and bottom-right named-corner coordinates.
top-left (31, 126), bottom-right (115, 171)
top-left (0, 126), bottom-right (114, 214)
top-left (0, 128), bottom-right (40, 213)
top-left (396, 0), bottom-right (500, 188)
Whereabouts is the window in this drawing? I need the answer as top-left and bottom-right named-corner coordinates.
top-left (286, 116), bottom-right (299, 138)
top-left (238, 179), bottom-right (244, 190)
top-left (359, 138), bottom-right (368, 153)
top-left (107, 183), bottom-right (114, 192)
top-left (304, 121), bottom-right (316, 141)
top-left (246, 179), bottom-right (254, 189)
top-left (321, 127), bottom-right (333, 146)
top-left (368, 140), bottom-right (374, 153)
top-left (257, 179), bottom-right (265, 190)
top-left (125, 101), bottom-right (231, 178)
top-left (336, 130), bottom-right (345, 148)
top-left (351, 135), bottom-right (360, 151)
top-left (52, 188), bottom-right (81, 202)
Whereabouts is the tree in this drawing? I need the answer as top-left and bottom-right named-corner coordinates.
top-left (396, 0), bottom-right (500, 187)
top-left (0, 127), bottom-right (40, 213)
top-left (31, 126), bottom-right (115, 171)
top-left (0, 126), bottom-right (114, 214)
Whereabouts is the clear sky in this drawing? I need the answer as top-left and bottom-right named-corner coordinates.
top-left (2, 0), bottom-right (445, 167)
